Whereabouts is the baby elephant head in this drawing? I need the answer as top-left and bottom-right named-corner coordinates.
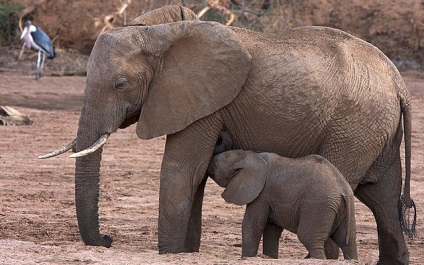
top-left (208, 150), bottom-right (267, 206)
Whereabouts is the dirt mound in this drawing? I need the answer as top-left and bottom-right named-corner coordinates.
top-left (13, 0), bottom-right (424, 69)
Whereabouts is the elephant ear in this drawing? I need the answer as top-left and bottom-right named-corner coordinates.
top-left (129, 5), bottom-right (197, 25)
top-left (222, 151), bottom-right (267, 206)
top-left (135, 21), bottom-right (252, 139)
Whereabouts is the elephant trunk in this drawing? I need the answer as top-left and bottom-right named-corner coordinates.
top-left (74, 107), bottom-right (113, 247)
top-left (75, 152), bottom-right (112, 247)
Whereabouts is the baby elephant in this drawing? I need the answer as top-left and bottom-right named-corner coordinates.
top-left (207, 150), bottom-right (357, 260)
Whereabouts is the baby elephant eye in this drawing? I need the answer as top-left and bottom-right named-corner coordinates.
top-left (115, 76), bottom-right (128, 90)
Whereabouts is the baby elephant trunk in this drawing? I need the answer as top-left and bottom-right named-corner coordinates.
top-left (213, 131), bottom-right (232, 155)
top-left (207, 156), bottom-right (217, 179)
top-left (207, 131), bottom-right (233, 179)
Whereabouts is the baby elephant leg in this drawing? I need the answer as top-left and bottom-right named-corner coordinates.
top-left (305, 238), bottom-right (339, 259)
top-left (331, 194), bottom-right (357, 260)
top-left (324, 238), bottom-right (340, 259)
top-left (301, 241), bottom-right (326, 259)
top-left (297, 228), bottom-right (327, 259)
top-left (297, 207), bottom-right (335, 259)
top-left (242, 201), bottom-right (270, 258)
top-left (331, 219), bottom-right (358, 260)
top-left (262, 222), bottom-right (283, 259)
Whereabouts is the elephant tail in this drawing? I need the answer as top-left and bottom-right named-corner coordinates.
top-left (401, 100), bottom-right (412, 207)
top-left (342, 193), bottom-right (355, 246)
top-left (399, 100), bottom-right (417, 239)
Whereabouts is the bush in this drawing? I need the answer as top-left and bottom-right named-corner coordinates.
top-left (0, 0), bottom-right (24, 46)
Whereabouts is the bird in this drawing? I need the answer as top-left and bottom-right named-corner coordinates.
top-left (20, 20), bottom-right (55, 80)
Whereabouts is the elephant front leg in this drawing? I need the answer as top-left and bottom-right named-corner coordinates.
top-left (157, 119), bottom-right (222, 253)
top-left (242, 201), bottom-right (270, 258)
top-left (183, 176), bottom-right (207, 252)
top-left (158, 166), bottom-right (203, 253)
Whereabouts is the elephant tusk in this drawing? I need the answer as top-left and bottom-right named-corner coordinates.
top-left (38, 139), bottom-right (77, 159)
top-left (69, 134), bottom-right (109, 158)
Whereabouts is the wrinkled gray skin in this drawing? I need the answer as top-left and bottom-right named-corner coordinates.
top-left (55, 5), bottom-right (413, 264)
top-left (207, 150), bottom-right (358, 260)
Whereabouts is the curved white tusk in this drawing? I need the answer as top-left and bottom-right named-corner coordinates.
top-left (38, 139), bottom-right (77, 159)
top-left (69, 134), bottom-right (109, 158)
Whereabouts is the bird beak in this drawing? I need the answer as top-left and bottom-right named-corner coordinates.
top-left (20, 27), bottom-right (28, 39)
top-left (20, 27), bottom-right (32, 48)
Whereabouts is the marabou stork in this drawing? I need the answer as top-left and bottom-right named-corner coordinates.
top-left (20, 20), bottom-right (55, 80)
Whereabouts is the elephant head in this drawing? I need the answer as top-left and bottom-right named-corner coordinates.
top-left (129, 5), bottom-right (198, 25)
top-left (208, 150), bottom-right (267, 206)
top-left (40, 18), bottom-right (251, 246)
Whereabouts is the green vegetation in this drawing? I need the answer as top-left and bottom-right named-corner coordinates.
top-left (0, 0), bottom-right (24, 46)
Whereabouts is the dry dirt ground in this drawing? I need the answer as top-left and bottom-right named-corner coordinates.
top-left (0, 71), bottom-right (423, 264)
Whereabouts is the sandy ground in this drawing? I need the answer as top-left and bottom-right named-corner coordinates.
top-left (0, 71), bottom-right (423, 264)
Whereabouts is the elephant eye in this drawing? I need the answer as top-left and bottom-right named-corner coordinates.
top-left (115, 76), bottom-right (128, 90)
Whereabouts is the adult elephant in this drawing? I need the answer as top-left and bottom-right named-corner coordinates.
top-left (40, 5), bottom-right (414, 264)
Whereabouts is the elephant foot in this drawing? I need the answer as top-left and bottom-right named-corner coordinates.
top-left (158, 246), bottom-right (183, 254)
top-left (82, 234), bottom-right (113, 248)
top-left (377, 258), bottom-right (408, 265)
top-left (376, 248), bottom-right (409, 265)
top-left (158, 241), bottom-right (200, 254)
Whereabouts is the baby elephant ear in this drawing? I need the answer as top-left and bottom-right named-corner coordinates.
top-left (222, 151), bottom-right (267, 206)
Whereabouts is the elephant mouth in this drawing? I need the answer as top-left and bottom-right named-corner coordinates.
top-left (119, 110), bottom-right (140, 129)
top-left (39, 109), bottom-right (140, 159)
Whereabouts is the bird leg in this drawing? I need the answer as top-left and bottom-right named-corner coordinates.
top-left (35, 51), bottom-right (46, 80)
top-left (40, 52), bottom-right (46, 78)
top-left (35, 50), bottom-right (41, 80)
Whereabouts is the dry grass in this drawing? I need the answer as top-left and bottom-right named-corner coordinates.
top-left (0, 46), bottom-right (88, 77)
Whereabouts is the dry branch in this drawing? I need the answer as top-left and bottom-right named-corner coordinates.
top-left (98, 0), bottom-right (132, 35)
top-left (197, 0), bottom-right (237, 26)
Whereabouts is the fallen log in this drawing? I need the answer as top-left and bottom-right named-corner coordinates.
top-left (0, 106), bottom-right (33, 125)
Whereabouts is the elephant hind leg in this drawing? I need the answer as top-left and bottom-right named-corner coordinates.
top-left (330, 219), bottom-right (358, 260)
top-left (355, 156), bottom-right (409, 264)
top-left (304, 238), bottom-right (339, 259)
top-left (324, 238), bottom-right (340, 259)
top-left (302, 243), bottom-right (326, 260)
top-left (297, 207), bottom-right (334, 260)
